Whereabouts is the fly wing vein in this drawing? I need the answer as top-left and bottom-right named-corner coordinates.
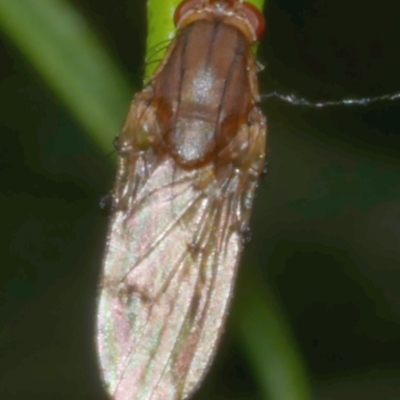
top-left (97, 157), bottom-right (248, 400)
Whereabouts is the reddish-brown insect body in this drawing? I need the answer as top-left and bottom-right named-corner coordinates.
top-left (96, 1), bottom-right (267, 400)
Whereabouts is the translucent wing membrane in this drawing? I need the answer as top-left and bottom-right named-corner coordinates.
top-left (97, 146), bottom-right (258, 400)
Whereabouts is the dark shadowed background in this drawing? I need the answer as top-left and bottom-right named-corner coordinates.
top-left (1, 0), bottom-right (400, 399)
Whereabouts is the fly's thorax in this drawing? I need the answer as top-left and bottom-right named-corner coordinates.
top-left (174, 0), bottom-right (266, 44)
top-left (148, 19), bottom-right (259, 169)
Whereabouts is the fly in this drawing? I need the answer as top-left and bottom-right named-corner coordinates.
top-left (96, 1), bottom-right (266, 399)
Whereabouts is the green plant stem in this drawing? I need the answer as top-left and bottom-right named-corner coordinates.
top-left (145, 0), bottom-right (266, 78)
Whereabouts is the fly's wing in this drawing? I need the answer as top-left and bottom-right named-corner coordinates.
top-left (96, 100), bottom-right (265, 400)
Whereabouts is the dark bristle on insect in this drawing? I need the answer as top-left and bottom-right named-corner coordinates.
top-left (262, 161), bottom-right (269, 176)
top-left (99, 192), bottom-right (113, 216)
top-left (241, 226), bottom-right (253, 245)
top-left (112, 135), bottom-right (120, 151)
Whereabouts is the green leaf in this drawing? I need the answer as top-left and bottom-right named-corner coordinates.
top-left (233, 266), bottom-right (313, 400)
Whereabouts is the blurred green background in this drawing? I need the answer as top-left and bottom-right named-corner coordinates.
top-left (1, 0), bottom-right (400, 399)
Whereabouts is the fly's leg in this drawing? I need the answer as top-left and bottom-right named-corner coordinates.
top-left (112, 86), bottom-right (165, 213)
top-left (236, 107), bottom-right (267, 232)
top-left (118, 86), bottom-right (164, 154)
top-left (215, 106), bottom-right (266, 236)
top-left (229, 106), bottom-right (267, 191)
